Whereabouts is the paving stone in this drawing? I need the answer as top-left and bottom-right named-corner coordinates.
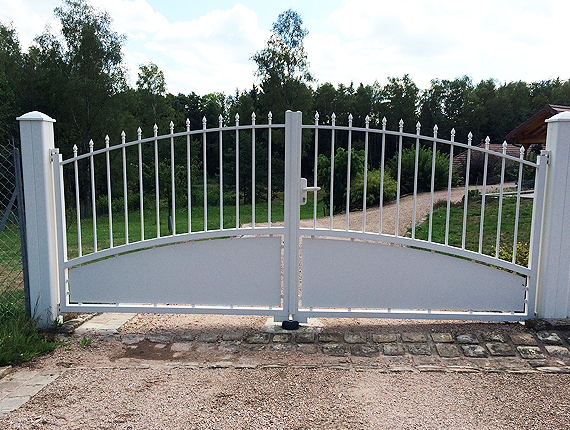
top-left (461, 345), bottom-right (488, 358)
top-left (197, 333), bottom-right (218, 343)
top-left (482, 333), bottom-right (508, 343)
top-left (537, 331), bottom-right (563, 345)
top-left (401, 333), bottom-right (428, 343)
top-left (322, 343), bottom-right (348, 356)
top-left (295, 332), bottom-right (316, 343)
top-left (510, 333), bottom-right (538, 346)
top-left (222, 331), bottom-right (243, 341)
top-left (466, 358), bottom-right (500, 372)
top-left (147, 333), bottom-right (173, 343)
top-left (272, 333), bottom-right (292, 343)
top-left (387, 365), bottom-right (415, 372)
top-left (344, 333), bottom-right (367, 344)
top-left (245, 344), bottom-right (267, 351)
top-left (456, 333), bottom-right (479, 344)
top-left (430, 333), bottom-right (453, 343)
top-left (270, 343), bottom-right (293, 352)
top-left (495, 357), bottom-right (531, 371)
top-left (245, 333), bottom-right (271, 344)
top-left (196, 344), bottom-right (217, 353)
top-left (319, 332), bottom-right (344, 343)
top-left (372, 333), bottom-right (397, 343)
top-left (121, 334), bottom-right (145, 345)
top-left (178, 332), bottom-right (196, 341)
top-left (351, 344), bottom-right (379, 357)
top-left (413, 356), bottom-right (441, 367)
top-left (436, 343), bottom-right (461, 358)
top-left (536, 366), bottom-right (570, 374)
top-left (407, 343), bottom-right (431, 355)
top-left (218, 342), bottom-right (240, 353)
top-left (545, 345), bottom-right (570, 357)
top-left (298, 344), bottom-right (318, 354)
top-left (486, 342), bottom-right (515, 356)
top-left (517, 346), bottom-right (545, 359)
top-left (383, 343), bottom-right (405, 356)
top-left (417, 365), bottom-right (446, 372)
top-left (206, 361), bottom-right (233, 369)
top-left (153, 343), bottom-right (167, 349)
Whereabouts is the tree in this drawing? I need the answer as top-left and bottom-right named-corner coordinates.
top-left (136, 62), bottom-right (166, 125)
top-left (0, 22), bottom-right (23, 143)
top-left (251, 9), bottom-right (313, 120)
top-left (377, 74), bottom-right (419, 131)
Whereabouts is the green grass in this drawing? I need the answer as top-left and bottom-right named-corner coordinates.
top-left (0, 292), bottom-right (58, 366)
top-left (66, 196), bottom-right (325, 258)
top-left (412, 196), bottom-right (534, 258)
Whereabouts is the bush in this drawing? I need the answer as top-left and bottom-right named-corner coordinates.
top-left (317, 147), bottom-right (365, 213)
top-left (350, 169), bottom-right (397, 209)
top-left (387, 145), bottom-right (454, 195)
top-left (494, 242), bottom-right (529, 267)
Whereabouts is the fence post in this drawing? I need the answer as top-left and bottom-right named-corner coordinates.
top-left (536, 111), bottom-right (570, 319)
top-left (16, 111), bottom-right (59, 328)
top-left (282, 110), bottom-right (303, 325)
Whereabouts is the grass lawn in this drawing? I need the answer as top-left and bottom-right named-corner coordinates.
top-left (412, 196), bottom-right (534, 260)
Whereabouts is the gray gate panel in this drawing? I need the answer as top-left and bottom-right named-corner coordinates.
top-left (301, 238), bottom-right (526, 312)
top-left (68, 236), bottom-right (282, 306)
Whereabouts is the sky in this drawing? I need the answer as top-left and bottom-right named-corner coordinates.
top-left (1, 0), bottom-right (569, 96)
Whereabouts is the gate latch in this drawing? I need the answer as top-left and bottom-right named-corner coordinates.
top-left (300, 178), bottom-right (321, 205)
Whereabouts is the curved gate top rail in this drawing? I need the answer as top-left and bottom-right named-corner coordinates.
top-left (47, 110), bottom-right (547, 322)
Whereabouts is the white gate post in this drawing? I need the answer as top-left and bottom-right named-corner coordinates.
top-left (17, 111), bottom-right (59, 327)
top-left (536, 111), bottom-right (570, 319)
top-left (283, 110), bottom-right (303, 323)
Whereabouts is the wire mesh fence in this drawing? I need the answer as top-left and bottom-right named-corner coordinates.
top-left (0, 141), bottom-right (28, 318)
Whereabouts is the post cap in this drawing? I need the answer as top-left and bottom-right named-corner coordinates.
top-left (16, 111), bottom-right (56, 122)
top-left (545, 111), bottom-right (570, 123)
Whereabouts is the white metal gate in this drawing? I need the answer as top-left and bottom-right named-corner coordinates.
top-left (52, 110), bottom-right (547, 322)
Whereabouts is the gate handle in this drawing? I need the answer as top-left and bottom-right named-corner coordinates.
top-left (300, 178), bottom-right (321, 205)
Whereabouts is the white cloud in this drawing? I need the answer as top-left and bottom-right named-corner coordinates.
top-left (142, 3), bottom-right (268, 94)
top-left (90, 0), bottom-right (169, 34)
top-left (0, 0), bottom-right (60, 47)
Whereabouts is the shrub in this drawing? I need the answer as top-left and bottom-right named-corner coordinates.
top-left (387, 145), bottom-right (453, 195)
top-left (494, 242), bottom-right (529, 267)
top-left (350, 169), bottom-right (397, 209)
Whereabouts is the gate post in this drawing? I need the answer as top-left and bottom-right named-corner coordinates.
top-left (536, 111), bottom-right (570, 318)
top-left (283, 110), bottom-right (303, 326)
top-left (17, 111), bottom-right (59, 328)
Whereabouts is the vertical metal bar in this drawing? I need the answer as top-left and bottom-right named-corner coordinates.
top-left (362, 116), bottom-right (370, 232)
top-left (186, 119), bottom-right (191, 233)
top-left (395, 119), bottom-right (404, 236)
top-left (283, 110), bottom-right (302, 320)
top-left (170, 122), bottom-right (176, 235)
top-left (412, 122), bottom-right (421, 239)
top-left (89, 140), bottom-right (97, 252)
top-left (495, 142), bottom-right (507, 258)
top-left (138, 128), bottom-right (144, 241)
top-left (251, 113), bottom-right (256, 228)
top-left (73, 145), bottom-right (82, 257)
top-left (478, 137), bottom-right (490, 254)
top-left (122, 132), bottom-right (129, 244)
top-left (154, 124), bottom-right (160, 238)
top-left (346, 114), bottom-right (353, 231)
top-left (235, 114), bottom-right (240, 229)
top-left (428, 126), bottom-right (437, 243)
top-left (461, 132), bottom-right (473, 249)
top-left (512, 146), bottom-right (525, 264)
top-left (105, 136), bottom-right (113, 248)
top-left (202, 117), bottom-right (207, 231)
top-left (14, 147), bottom-right (31, 317)
top-left (268, 112), bottom-right (272, 226)
top-left (51, 150), bottom-right (68, 315)
top-left (445, 129), bottom-right (455, 246)
top-left (379, 117), bottom-right (387, 234)
top-left (329, 113), bottom-right (336, 230)
top-left (219, 115), bottom-right (223, 230)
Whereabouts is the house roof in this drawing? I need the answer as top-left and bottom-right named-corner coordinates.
top-left (505, 104), bottom-right (570, 145)
top-left (453, 142), bottom-right (523, 166)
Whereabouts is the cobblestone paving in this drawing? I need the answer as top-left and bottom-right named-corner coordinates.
top-left (119, 324), bottom-right (570, 374)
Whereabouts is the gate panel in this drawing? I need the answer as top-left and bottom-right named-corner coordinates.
top-left (68, 236), bottom-right (282, 306)
top-left (301, 238), bottom-right (526, 312)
